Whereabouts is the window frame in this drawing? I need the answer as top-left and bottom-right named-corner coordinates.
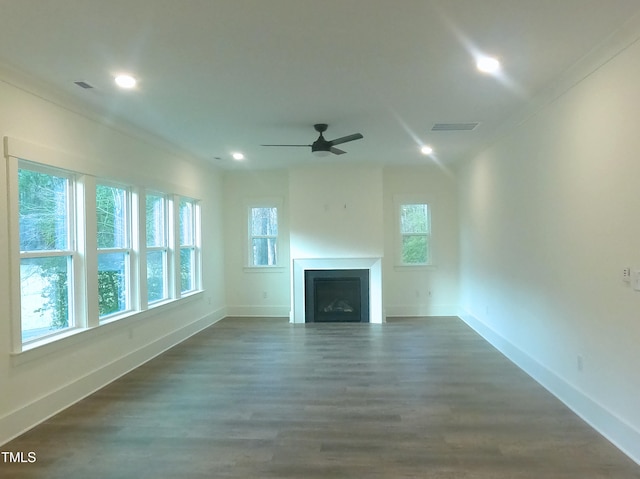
top-left (245, 198), bottom-right (283, 270)
top-left (248, 206), bottom-right (278, 267)
top-left (95, 180), bottom-right (134, 322)
top-left (16, 161), bottom-right (79, 344)
top-left (394, 195), bottom-right (434, 268)
top-left (177, 196), bottom-right (201, 295)
top-left (145, 191), bottom-right (171, 305)
top-left (5, 137), bottom-right (205, 355)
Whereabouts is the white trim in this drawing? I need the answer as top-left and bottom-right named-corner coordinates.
top-left (245, 197), bottom-right (283, 268)
top-left (5, 138), bottom-right (204, 352)
top-left (242, 266), bottom-right (286, 273)
top-left (225, 305), bottom-right (290, 317)
top-left (143, 190), bottom-right (170, 305)
top-left (81, 175), bottom-right (99, 327)
top-left (6, 151), bottom-right (21, 352)
top-left (176, 196), bottom-right (201, 296)
top-left (13, 160), bottom-right (79, 349)
top-left (385, 302), bottom-right (458, 317)
top-left (95, 181), bottom-right (134, 319)
top-left (0, 308), bottom-right (225, 448)
top-left (5, 137), bottom-right (85, 175)
top-left (393, 194), bottom-right (435, 267)
top-left (3, 136), bottom-right (204, 199)
top-left (459, 308), bottom-right (640, 466)
top-left (291, 257), bottom-right (384, 324)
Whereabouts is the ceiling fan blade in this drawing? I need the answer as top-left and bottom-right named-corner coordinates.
top-left (260, 144), bottom-right (311, 147)
top-left (328, 133), bottom-right (363, 147)
top-left (330, 147), bottom-right (346, 155)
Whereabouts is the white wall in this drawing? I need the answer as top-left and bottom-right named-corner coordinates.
top-left (457, 29), bottom-right (640, 463)
top-left (222, 164), bottom-right (460, 319)
top-left (0, 72), bottom-right (226, 445)
top-left (289, 164), bottom-right (384, 259)
top-left (222, 170), bottom-right (290, 316)
top-left (383, 166), bottom-right (459, 316)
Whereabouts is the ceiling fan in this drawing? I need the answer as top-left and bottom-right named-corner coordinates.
top-left (261, 123), bottom-right (363, 157)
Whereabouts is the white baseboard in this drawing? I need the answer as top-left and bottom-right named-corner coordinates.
top-left (459, 309), bottom-right (640, 466)
top-left (0, 308), bottom-right (225, 447)
top-left (385, 303), bottom-right (458, 317)
top-left (225, 305), bottom-right (291, 317)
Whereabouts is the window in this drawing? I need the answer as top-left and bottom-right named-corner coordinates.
top-left (399, 203), bottom-right (431, 265)
top-left (146, 192), bottom-right (169, 304)
top-left (18, 163), bottom-right (76, 342)
top-left (96, 183), bottom-right (132, 319)
top-left (7, 138), bottom-right (206, 352)
top-left (249, 206), bottom-right (278, 266)
top-left (179, 197), bottom-right (199, 293)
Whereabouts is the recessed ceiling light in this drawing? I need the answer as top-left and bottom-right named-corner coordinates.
top-left (114, 74), bottom-right (137, 89)
top-left (420, 145), bottom-right (433, 155)
top-left (232, 152), bottom-right (245, 161)
top-left (476, 56), bottom-right (501, 74)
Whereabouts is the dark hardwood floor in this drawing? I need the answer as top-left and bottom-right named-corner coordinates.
top-left (2, 317), bottom-right (639, 478)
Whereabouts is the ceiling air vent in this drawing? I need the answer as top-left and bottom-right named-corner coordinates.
top-left (74, 81), bottom-right (94, 89)
top-left (431, 122), bottom-right (479, 131)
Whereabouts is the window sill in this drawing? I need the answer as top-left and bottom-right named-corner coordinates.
top-left (243, 266), bottom-right (286, 273)
top-left (179, 290), bottom-right (204, 298)
top-left (11, 291), bottom-right (203, 366)
top-left (394, 264), bottom-right (438, 272)
top-left (147, 298), bottom-right (174, 309)
top-left (99, 309), bottom-right (138, 326)
top-left (19, 327), bottom-right (88, 355)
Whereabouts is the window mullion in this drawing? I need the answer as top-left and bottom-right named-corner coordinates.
top-left (130, 186), bottom-right (143, 311)
top-left (171, 194), bottom-right (181, 298)
top-left (83, 176), bottom-right (99, 328)
top-left (10, 151), bottom-right (203, 351)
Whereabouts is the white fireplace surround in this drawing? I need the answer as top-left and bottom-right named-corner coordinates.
top-left (291, 257), bottom-right (384, 324)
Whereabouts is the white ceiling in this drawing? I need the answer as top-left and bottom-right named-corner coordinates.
top-left (2, 0), bottom-right (640, 170)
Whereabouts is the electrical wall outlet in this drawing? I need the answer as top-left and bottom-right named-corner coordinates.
top-left (623, 267), bottom-right (631, 282)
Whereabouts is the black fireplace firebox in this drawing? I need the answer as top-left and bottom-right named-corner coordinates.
top-left (304, 269), bottom-right (370, 323)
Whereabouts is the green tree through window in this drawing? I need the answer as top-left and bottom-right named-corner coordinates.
top-left (13, 156), bottom-right (203, 348)
top-left (18, 166), bottom-right (73, 341)
top-left (400, 203), bottom-right (430, 264)
top-left (179, 198), bottom-right (198, 293)
top-left (97, 183), bottom-right (130, 318)
top-left (250, 207), bottom-right (278, 266)
top-left (146, 193), bottom-right (168, 303)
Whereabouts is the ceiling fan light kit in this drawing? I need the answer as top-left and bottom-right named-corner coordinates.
top-left (262, 123), bottom-right (363, 157)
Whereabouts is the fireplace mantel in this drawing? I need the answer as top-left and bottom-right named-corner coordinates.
top-left (291, 257), bottom-right (384, 324)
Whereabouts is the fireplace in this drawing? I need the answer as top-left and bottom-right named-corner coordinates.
top-left (291, 257), bottom-right (384, 324)
top-left (304, 269), bottom-right (369, 323)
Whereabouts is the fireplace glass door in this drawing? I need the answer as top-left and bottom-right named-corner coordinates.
top-left (304, 269), bottom-right (369, 323)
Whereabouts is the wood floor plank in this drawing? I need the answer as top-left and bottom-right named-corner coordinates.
top-left (1, 317), bottom-right (639, 478)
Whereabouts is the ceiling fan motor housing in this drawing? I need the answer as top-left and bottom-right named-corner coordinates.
top-left (312, 137), bottom-right (330, 152)
top-left (311, 124), bottom-right (331, 153)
